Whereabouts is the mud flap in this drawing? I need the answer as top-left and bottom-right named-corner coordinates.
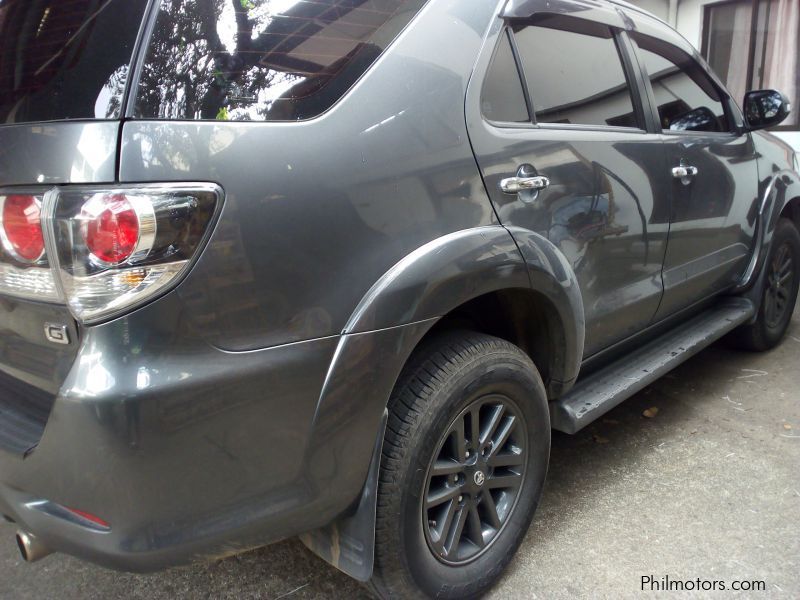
top-left (299, 409), bottom-right (387, 581)
top-left (739, 259), bottom-right (769, 324)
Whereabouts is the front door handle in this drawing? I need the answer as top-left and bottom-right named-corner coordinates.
top-left (499, 175), bottom-right (550, 194)
top-left (672, 164), bottom-right (699, 180)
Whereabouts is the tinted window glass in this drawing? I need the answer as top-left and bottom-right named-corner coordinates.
top-left (513, 17), bottom-right (638, 128)
top-left (0, 0), bottom-right (148, 124)
top-left (135, 0), bottom-right (426, 122)
top-left (481, 31), bottom-right (529, 123)
top-left (633, 34), bottom-right (730, 133)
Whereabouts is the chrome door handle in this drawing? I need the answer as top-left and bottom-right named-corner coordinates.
top-left (671, 165), bottom-right (698, 179)
top-left (500, 175), bottom-right (550, 194)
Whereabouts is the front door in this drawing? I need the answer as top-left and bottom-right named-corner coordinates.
top-left (466, 7), bottom-right (671, 357)
top-left (628, 29), bottom-right (760, 320)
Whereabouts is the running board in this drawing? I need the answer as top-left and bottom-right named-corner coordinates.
top-left (550, 298), bottom-right (755, 434)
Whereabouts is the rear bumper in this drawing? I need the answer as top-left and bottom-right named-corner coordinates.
top-left (0, 292), bottom-right (352, 571)
top-left (0, 276), bottom-right (434, 572)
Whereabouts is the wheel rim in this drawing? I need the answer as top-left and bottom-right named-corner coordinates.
top-left (421, 394), bottom-right (527, 565)
top-left (765, 241), bottom-right (794, 329)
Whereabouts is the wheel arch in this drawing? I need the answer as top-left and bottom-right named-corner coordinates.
top-left (736, 169), bottom-right (800, 293)
top-left (423, 287), bottom-right (573, 395)
top-left (301, 225), bottom-right (583, 580)
top-left (779, 192), bottom-right (800, 230)
top-left (769, 171), bottom-right (800, 231)
top-left (343, 225), bottom-right (584, 389)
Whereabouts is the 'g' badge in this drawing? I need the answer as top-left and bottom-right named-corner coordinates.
top-left (44, 323), bottom-right (70, 345)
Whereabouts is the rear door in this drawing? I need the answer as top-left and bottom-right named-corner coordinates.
top-left (627, 20), bottom-right (759, 320)
top-left (466, 3), bottom-right (671, 358)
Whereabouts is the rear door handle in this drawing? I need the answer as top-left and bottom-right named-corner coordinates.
top-left (499, 175), bottom-right (550, 194)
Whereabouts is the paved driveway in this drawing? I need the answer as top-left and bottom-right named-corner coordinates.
top-left (2, 310), bottom-right (798, 599)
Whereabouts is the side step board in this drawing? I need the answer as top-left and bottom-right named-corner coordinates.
top-left (550, 298), bottom-right (755, 434)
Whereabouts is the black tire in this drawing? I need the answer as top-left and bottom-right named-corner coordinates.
top-left (370, 331), bottom-right (550, 599)
top-left (730, 217), bottom-right (800, 351)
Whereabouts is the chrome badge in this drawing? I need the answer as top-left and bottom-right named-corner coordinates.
top-left (44, 323), bottom-right (70, 345)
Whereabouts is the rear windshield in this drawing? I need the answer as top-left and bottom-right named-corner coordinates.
top-left (0, 0), bottom-right (148, 125)
top-left (134, 0), bottom-right (426, 122)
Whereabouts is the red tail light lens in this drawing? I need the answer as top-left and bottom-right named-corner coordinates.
top-left (1, 194), bottom-right (45, 262)
top-left (80, 194), bottom-right (141, 264)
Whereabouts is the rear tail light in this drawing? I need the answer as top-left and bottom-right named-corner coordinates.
top-left (0, 195), bottom-right (45, 262)
top-left (0, 184), bottom-right (221, 323)
top-left (0, 192), bottom-right (59, 302)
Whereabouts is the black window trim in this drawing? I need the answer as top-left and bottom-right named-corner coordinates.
top-left (483, 15), bottom-right (653, 135)
top-left (479, 28), bottom-right (533, 129)
top-left (616, 28), bottom-right (659, 134)
top-left (123, 0), bottom-right (162, 120)
top-left (506, 27), bottom-right (535, 126)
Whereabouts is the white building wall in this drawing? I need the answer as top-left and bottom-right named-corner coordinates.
top-left (674, 0), bottom-right (719, 48)
top-left (629, 0), bottom-right (670, 21)
top-left (627, 0), bottom-right (717, 46)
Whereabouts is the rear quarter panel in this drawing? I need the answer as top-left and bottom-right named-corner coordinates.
top-left (119, 0), bottom-right (500, 352)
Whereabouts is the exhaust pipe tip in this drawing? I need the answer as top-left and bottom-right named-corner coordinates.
top-left (15, 531), bottom-right (52, 563)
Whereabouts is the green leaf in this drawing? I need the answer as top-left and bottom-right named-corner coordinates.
top-left (216, 107), bottom-right (230, 121)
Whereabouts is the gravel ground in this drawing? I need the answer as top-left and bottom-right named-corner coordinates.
top-left (1, 309), bottom-right (798, 599)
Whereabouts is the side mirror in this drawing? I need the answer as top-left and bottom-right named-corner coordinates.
top-left (669, 106), bottom-right (718, 132)
top-left (744, 89), bottom-right (791, 130)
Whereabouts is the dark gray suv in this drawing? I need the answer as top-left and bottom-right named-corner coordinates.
top-left (1, 0), bottom-right (798, 597)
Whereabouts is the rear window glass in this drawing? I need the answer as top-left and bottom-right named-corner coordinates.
top-left (513, 16), bottom-right (639, 128)
top-left (0, 0), bottom-right (148, 125)
top-left (135, 0), bottom-right (427, 122)
top-left (481, 30), bottom-right (529, 123)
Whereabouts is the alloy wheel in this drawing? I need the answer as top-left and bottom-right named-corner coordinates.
top-left (765, 241), bottom-right (794, 329)
top-left (422, 394), bottom-right (527, 565)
